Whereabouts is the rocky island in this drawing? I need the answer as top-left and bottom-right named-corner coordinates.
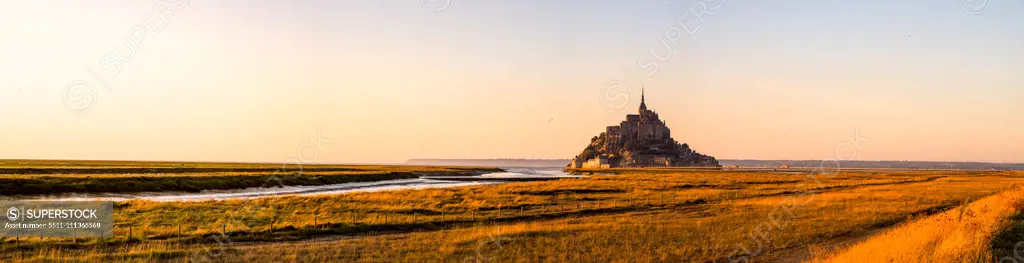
top-left (569, 89), bottom-right (719, 168)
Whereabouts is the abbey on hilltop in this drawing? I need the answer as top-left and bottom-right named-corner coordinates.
top-left (568, 89), bottom-right (719, 169)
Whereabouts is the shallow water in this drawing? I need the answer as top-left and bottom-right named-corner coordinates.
top-left (19, 168), bottom-right (573, 202)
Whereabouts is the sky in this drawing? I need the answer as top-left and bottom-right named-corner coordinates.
top-left (0, 0), bottom-right (1022, 164)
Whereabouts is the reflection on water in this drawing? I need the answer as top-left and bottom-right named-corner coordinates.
top-left (24, 168), bottom-right (572, 202)
top-left (481, 168), bottom-right (575, 178)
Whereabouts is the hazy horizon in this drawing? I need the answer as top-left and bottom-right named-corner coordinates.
top-left (6, 157), bottom-right (1024, 167)
top-left (2, 1), bottom-right (1022, 164)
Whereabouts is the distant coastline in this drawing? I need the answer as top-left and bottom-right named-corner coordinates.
top-left (406, 158), bottom-right (1024, 170)
top-left (405, 159), bottom-right (572, 168)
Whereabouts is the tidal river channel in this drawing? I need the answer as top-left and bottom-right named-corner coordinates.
top-left (27, 168), bottom-right (580, 202)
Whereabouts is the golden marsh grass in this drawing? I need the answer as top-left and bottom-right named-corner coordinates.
top-left (1, 170), bottom-right (1022, 262)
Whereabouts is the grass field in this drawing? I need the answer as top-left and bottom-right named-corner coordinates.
top-left (1, 165), bottom-right (1022, 262)
top-left (813, 185), bottom-right (1024, 262)
top-left (0, 160), bottom-right (502, 196)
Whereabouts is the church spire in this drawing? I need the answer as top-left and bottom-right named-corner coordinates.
top-left (638, 86), bottom-right (647, 113)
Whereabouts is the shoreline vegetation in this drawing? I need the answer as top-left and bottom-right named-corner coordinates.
top-left (0, 166), bottom-right (1021, 262)
top-left (0, 160), bottom-right (503, 196)
top-left (814, 185), bottom-right (1024, 262)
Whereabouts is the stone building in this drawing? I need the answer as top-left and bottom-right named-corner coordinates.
top-left (603, 89), bottom-right (672, 149)
top-left (582, 157), bottom-right (610, 168)
top-left (568, 89), bottom-right (719, 168)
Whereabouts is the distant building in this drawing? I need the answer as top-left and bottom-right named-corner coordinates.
top-left (583, 156), bottom-right (611, 169)
top-left (569, 157), bottom-right (583, 169)
top-left (567, 88), bottom-right (718, 169)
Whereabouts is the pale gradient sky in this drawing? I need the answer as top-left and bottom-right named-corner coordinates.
top-left (1, 1), bottom-right (1022, 164)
